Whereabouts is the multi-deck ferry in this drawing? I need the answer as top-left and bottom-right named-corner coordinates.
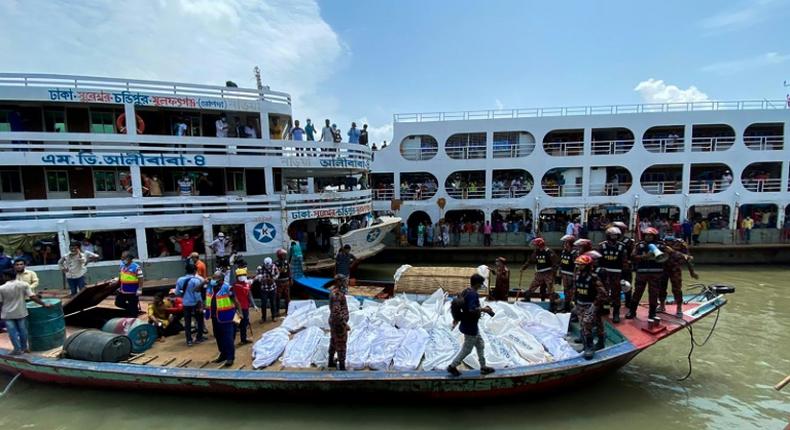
top-left (371, 100), bottom-right (789, 244)
top-left (0, 73), bottom-right (398, 287)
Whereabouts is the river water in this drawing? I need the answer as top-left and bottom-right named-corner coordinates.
top-left (0, 264), bottom-right (787, 430)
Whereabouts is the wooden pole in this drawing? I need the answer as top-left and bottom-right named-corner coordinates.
top-left (775, 374), bottom-right (790, 391)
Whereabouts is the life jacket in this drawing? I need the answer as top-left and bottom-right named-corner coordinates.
top-left (534, 249), bottom-right (553, 272)
top-left (574, 271), bottom-right (599, 304)
top-left (598, 240), bottom-right (626, 272)
top-left (119, 262), bottom-right (141, 294)
top-left (559, 249), bottom-right (577, 275)
top-left (205, 283), bottom-right (235, 323)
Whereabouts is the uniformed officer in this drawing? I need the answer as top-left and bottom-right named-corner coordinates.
top-left (659, 237), bottom-right (698, 317)
top-left (613, 221), bottom-right (635, 307)
top-left (557, 235), bottom-right (578, 313)
top-left (627, 227), bottom-right (673, 321)
top-left (596, 227), bottom-right (628, 323)
top-left (573, 254), bottom-right (607, 360)
top-left (520, 237), bottom-right (558, 310)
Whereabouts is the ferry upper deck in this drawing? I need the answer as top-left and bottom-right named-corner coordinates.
top-left (371, 99), bottom-right (790, 243)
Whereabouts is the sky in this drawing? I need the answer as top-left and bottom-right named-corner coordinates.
top-left (1, 0), bottom-right (789, 144)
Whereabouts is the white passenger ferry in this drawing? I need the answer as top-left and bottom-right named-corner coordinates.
top-left (0, 73), bottom-right (398, 287)
top-left (371, 100), bottom-right (790, 245)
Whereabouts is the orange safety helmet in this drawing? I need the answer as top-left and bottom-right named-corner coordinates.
top-left (531, 237), bottom-right (546, 248)
top-left (575, 254), bottom-right (594, 266)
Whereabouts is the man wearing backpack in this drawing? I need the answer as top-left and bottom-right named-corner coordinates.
top-left (447, 274), bottom-right (496, 377)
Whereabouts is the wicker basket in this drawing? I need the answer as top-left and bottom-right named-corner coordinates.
top-left (394, 266), bottom-right (480, 295)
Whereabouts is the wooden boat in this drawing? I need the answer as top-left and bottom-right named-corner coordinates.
top-left (0, 283), bottom-right (732, 399)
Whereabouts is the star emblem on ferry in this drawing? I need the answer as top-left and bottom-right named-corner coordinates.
top-left (253, 222), bottom-right (276, 243)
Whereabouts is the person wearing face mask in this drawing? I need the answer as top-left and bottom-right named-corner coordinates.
top-left (232, 265), bottom-right (256, 345)
top-left (205, 271), bottom-right (239, 367)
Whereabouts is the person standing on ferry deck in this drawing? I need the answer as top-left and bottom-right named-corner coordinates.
top-left (257, 258), bottom-right (280, 322)
top-left (347, 122), bottom-right (360, 144)
top-left (175, 264), bottom-right (205, 346)
top-left (490, 257), bottom-right (510, 301)
top-left (208, 232), bottom-right (230, 270)
top-left (274, 248), bottom-right (292, 315)
top-left (215, 113), bottom-right (228, 137)
top-left (327, 276), bottom-right (349, 370)
top-left (58, 241), bottom-right (97, 296)
top-left (521, 237), bottom-right (559, 310)
top-left (13, 259), bottom-right (38, 293)
top-left (304, 118), bottom-right (316, 141)
top-left (320, 119), bottom-right (334, 142)
top-left (290, 120), bottom-right (304, 141)
top-left (115, 254), bottom-right (143, 317)
top-left (232, 266), bottom-right (256, 345)
top-left (359, 124), bottom-right (369, 146)
top-left (0, 279), bottom-right (51, 355)
top-left (596, 227), bottom-right (628, 322)
top-left (205, 271), bottom-right (238, 367)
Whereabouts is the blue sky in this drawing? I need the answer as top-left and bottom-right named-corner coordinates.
top-left (1, 0), bottom-right (788, 143)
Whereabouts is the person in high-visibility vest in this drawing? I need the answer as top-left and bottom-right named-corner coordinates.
top-left (205, 271), bottom-right (239, 367)
top-left (115, 254), bottom-right (143, 317)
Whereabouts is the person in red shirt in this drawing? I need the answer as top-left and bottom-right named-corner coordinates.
top-left (172, 233), bottom-right (199, 259)
top-left (232, 264), bottom-right (256, 345)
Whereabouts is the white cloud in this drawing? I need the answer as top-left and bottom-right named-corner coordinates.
top-left (356, 118), bottom-right (393, 145)
top-left (494, 99), bottom-right (505, 110)
top-left (633, 79), bottom-right (710, 104)
top-left (701, 52), bottom-right (790, 75)
top-left (700, 0), bottom-right (783, 31)
top-left (0, 0), bottom-right (345, 111)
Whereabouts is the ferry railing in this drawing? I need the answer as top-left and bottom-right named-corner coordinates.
top-left (492, 142), bottom-right (535, 158)
top-left (400, 147), bottom-right (438, 161)
top-left (744, 135), bottom-right (784, 151)
top-left (445, 144), bottom-right (487, 159)
top-left (446, 188), bottom-right (486, 199)
top-left (492, 188), bottom-right (530, 198)
top-left (373, 188), bottom-right (394, 200)
top-left (742, 178), bottom-right (782, 192)
top-left (641, 181), bottom-right (681, 195)
top-left (0, 132), bottom-right (371, 163)
top-left (0, 72), bottom-right (291, 105)
top-left (690, 136), bottom-right (735, 152)
top-left (541, 183), bottom-right (583, 197)
top-left (401, 189), bottom-right (437, 201)
top-left (591, 139), bottom-right (634, 155)
top-left (542, 141), bottom-right (584, 156)
top-left (393, 99), bottom-right (788, 122)
top-left (643, 138), bottom-right (686, 153)
top-left (689, 180), bottom-right (730, 194)
top-left (589, 182), bottom-right (631, 196)
top-left (0, 190), bottom-right (370, 221)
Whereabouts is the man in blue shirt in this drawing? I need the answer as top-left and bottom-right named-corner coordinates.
top-left (0, 246), bottom-right (13, 282)
top-left (447, 274), bottom-right (496, 376)
top-left (347, 122), bottom-right (360, 144)
top-left (175, 265), bottom-right (206, 346)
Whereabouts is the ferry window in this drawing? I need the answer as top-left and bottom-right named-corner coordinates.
top-left (212, 224), bottom-right (247, 252)
top-left (90, 111), bottom-right (116, 134)
top-left (0, 170), bottom-right (22, 193)
top-left (0, 110), bottom-right (9, 131)
top-left (94, 171), bottom-right (118, 192)
top-left (44, 110), bottom-right (66, 132)
top-left (46, 171), bottom-right (69, 192)
top-left (227, 171), bottom-right (245, 192)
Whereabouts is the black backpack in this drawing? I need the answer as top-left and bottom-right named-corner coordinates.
top-left (450, 289), bottom-right (468, 322)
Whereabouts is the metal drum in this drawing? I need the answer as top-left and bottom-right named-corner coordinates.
top-left (26, 298), bottom-right (66, 352)
top-left (63, 329), bottom-right (131, 362)
top-left (101, 317), bottom-right (157, 353)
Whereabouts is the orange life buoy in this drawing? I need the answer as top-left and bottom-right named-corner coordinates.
top-left (116, 114), bottom-right (145, 134)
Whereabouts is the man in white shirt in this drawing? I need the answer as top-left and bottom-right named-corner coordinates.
top-left (244, 121), bottom-right (257, 139)
top-left (565, 220), bottom-right (575, 236)
top-left (319, 119), bottom-right (334, 142)
top-left (215, 114), bottom-right (228, 138)
top-left (208, 232), bottom-right (231, 269)
top-left (178, 176), bottom-right (193, 197)
top-left (58, 241), bottom-right (98, 296)
top-left (0, 279), bottom-right (51, 354)
top-left (174, 118), bottom-right (188, 136)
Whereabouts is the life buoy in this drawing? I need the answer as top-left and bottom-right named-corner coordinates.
top-left (116, 114), bottom-right (145, 134)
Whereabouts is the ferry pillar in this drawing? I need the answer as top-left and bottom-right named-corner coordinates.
top-left (264, 168), bottom-right (274, 195)
top-left (123, 103), bottom-right (137, 137)
top-left (681, 164), bottom-right (691, 195)
top-left (393, 172), bottom-right (401, 199)
top-left (484, 169), bottom-right (492, 200)
top-left (135, 227), bottom-right (148, 260)
top-left (129, 165), bottom-right (144, 198)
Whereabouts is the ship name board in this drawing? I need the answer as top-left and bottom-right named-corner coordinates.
top-left (281, 157), bottom-right (369, 169)
top-left (288, 203), bottom-right (371, 221)
top-left (47, 88), bottom-right (235, 110)
top-left (41, 152), bottom-right (206, 167)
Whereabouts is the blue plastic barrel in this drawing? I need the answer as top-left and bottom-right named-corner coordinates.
top-left (101, 317), bottom-right (157, 353)
top-left (26, 298), bottom-right (66, 352)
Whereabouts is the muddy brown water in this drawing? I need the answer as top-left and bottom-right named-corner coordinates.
top-left (0, 264), bottom-right (787, 430)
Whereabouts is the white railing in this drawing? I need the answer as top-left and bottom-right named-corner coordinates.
top-left (643, 138), bottom-right (686, 153)
top-left (372, 187), bottom-right (394, 200)
top-left (690, 136), bottom-right (735, 152)
top-left (0, 190), bottom-right (370, 221)
top-left (0, 132), bottom-right (371, 163)
top-left (742, 178), bottom-right (782, 192)
top-left (689, 180), bottom-right (730, 194)
top-left (641, 181), bottom-right (681, 195)
top-left (492, 188), bottom-right (530, 198)
top-left (446, 188), bottom-right (486, 199)
top-left (543, 141), bottom-right (584, 156)
top-left (589, 183), bottom-right (632, 196)
top-left (541, 183), bottom-right (583, 197)
top-left (0, 72), bottom-right (291, 105)
top-left (591, 140), bottom-right (633, 155)
top-left (401, 189), bottom-right (437, 201)
top-left (400, 147), bottom-right (438, 161)
top-left (492, 143), bottom-right (535, 158)
top-left (446, 145), bottom-right (486, 159)
top-left (394, 99), bottom-right (788, 122)
top-left (744, 135), bottom-right (784, 151)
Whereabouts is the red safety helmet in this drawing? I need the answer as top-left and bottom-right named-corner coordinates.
top-left (276, 248), bottom-right (287, 258)
top-left (643, 227), bottom-right (658, 236)
top-left (531, 237), bottom-right (546, 248)
top-left (560, 234), bottom-right (576, 242)
top-left (573, 238), bottom-right (593, 251)
top-left (575, 254), bottom-right (594, 266)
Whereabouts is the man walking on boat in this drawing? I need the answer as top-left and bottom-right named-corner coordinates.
top-left (205, 271), bottom-right (239, 367)
top-left (521, 238), bottom-right (559, 310)
top-left (447, 274), bottom-right (495, 377)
